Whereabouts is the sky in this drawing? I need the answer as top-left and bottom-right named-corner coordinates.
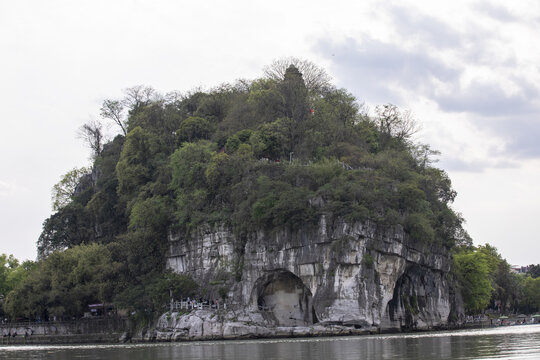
top-left (1, 0), bottom-right (539, 265)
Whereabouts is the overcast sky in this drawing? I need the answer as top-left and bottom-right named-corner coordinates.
top-left (1, 0), bottom-right (539, 265)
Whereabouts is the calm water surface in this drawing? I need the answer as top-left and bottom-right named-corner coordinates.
top-left (2, 324), bottom-right (540, 360)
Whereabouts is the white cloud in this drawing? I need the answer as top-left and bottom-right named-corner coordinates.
top-left (312, 0), bottom-right (540, 169)
top-left (0, 180), bottom-right (27, 197)
top-left (451, 159), bottom-right (540, 265)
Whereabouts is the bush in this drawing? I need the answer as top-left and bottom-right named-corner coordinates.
top-left (405, 213), bottom-right (435, 244)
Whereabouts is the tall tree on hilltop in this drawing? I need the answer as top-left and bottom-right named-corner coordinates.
top-left (277, 65), bottom-right (310, 154)
top-left (375, 104), bottom-right (420, 145)
top-left (100, 99), bottom-right (127, 136)
top-left (264, 57), bottom-right (332, 94)
top-left (279, 65), bottom-right (309, 122)
top-left (100, 85), bottom-right (158, 136)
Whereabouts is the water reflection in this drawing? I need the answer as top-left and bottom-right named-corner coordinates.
top-left (2, 325), bottom-right (540, 360)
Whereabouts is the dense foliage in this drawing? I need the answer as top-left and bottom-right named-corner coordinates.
top-left (452, 244), bottom-right (540, 314)
top-left (0, 254), bottom-right (35, 319)
top-left (4, 61), bottom-right (530, 321)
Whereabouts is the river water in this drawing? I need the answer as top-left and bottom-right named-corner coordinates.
top-left (2, 324), bottom-right (540, 360)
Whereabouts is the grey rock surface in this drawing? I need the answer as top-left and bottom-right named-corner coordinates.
top-left (164, 215), bottom-right (460, 339)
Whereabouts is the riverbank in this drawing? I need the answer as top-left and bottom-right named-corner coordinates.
top-left (0, 332), bottom-right (125, 345)
top-left (135, 310), bottom-right (540, 343)
top-left (1, 312), bottom-right (537, 345)
top-left (0, 317), bottom-right (127, 345)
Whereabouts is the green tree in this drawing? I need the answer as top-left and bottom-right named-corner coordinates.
top-left (492, 260), bottom-right (522, 312)
top-left (177, 116), bottom-right (212, 143)
top-left (194, 86), bottom-right (238, 123)
top-left (528, 264), bottom-right (540, 278)
top-left (51, 167), bottom-right (90, 212)
top-left (453, 248), bottom-right (494, 313)
top-left (520, 276), bottom-right (540, 313)
top-left (251, 118), bottom-right (292, 159)
top-left (116, 126), bottom-right (164, 204)
top-left (247, 78), bottom-right (284, 123)
top-left (129, 196), bottom-right (172, 233)
top-left (453, 244), bottom-right (529, 314)
top-left (5, 260), bottom-right (36, 293)
top-left (0, 254), bottom-right (19, 297)
top-left (279, 65), bottom-right (309, 123)
top-left (128, 101), bottom-right (182, 144)
top-left (405, 213), bottom-right (435, 244)
top-left (170, 141), bottom-right (214, 191)
top-left (5, 244), bottom-right (121, 320)
top-left (38, 202), bottom-right (95, 258)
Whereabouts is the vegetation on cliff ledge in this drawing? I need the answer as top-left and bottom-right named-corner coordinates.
top-left (1, 59), bottom-right (536, 321)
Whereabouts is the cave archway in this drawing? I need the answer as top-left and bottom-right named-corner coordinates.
top-left (252, 269), bottom-right (317, 326)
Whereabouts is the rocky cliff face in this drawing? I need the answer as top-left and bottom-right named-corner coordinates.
top-left (164, 215), bottom-right (460, 338)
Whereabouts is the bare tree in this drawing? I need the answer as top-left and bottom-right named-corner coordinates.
top-left (78, 118), bottom-right (105, 159)
top-left (123, 85), bottom-right (159, 109)
top-left (412, 143), bottom-right (441, 170)
top-left (100, 85), bottom-right (159, 136)
top-left (264, 57), bottom-right (332, 93)
top-left (100, 99), bottom-right (127, 136)
top-left (375, 104), bottom-right (420, 141)
top-left (164, 90), bottom-right (184, 106)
